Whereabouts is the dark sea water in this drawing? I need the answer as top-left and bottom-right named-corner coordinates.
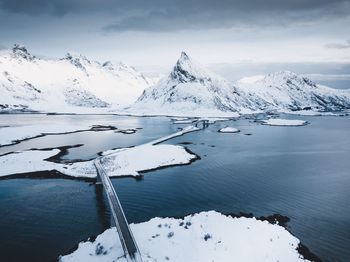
top-left (0, 114), bottom-right (349, 262)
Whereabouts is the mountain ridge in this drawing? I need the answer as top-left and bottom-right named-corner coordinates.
top-left (1, 47), bottom-right (349, 115)
top-left (0, 44), bottom-right (152, 113)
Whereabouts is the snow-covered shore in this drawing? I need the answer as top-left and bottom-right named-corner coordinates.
top-left (60, 211), bottom-right (311, 262)
top-left (0, 143), bottom-right (198, 179)
top-left (102, 144), bottom-right (198, 176)
top-left (0, 124), bottom-right (119, 147)
top-left (262, 119), bottom-right (308, 126)
top-left (0, 125), bottom-right (200, 179)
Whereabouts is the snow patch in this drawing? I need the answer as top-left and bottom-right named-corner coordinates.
top-left (262, 119), bottom-right (307, 126)
top-left (0, 123), bottom-right (117, 147)
top-left (173, 119), bottom-right (196, 124)
top-left (218, 127), bottom-right (240, 133)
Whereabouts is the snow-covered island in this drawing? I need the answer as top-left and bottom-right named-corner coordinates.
top-left (60, 211), bottom-right (313, 262)
top-left (218, 127), bottom-right (240, 133)
top-left (262, 119), bottom-right (308, 126)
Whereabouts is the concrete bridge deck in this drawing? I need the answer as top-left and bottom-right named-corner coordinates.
top-left (94, 158), bottom-right (142, 262)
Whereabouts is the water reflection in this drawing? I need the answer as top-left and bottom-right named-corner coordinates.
top-left (94, 184), bottom-right (110, 229)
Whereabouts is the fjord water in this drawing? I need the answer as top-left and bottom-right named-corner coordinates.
top-left (0, 114), bottom-right (349, 261)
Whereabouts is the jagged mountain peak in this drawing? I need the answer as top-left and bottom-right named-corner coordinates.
top-left (134, 52), bottom-right (242, 115)
top-left (13, 44), bottom-right (28, 53)
top-left (102, 60), bottom-right (114, 69)
top-left (102, 60), bottom-right (151, 85)
top-left (178, 51), bottom-right (190, 62)
top-left (103, 61), bottom-right (132, 71)
top-left (63, 52), bottom-right (97, 71)
top-left (169, 51), bottom-right (216, 84)
top-left (12, 44), bottom-right (35, 61)
top-left (64, 52), bottom-right (91, 63)
top-left (117, 61), bottom-right (129, 69)
top-left (174, 51), bottom-right (196, 70)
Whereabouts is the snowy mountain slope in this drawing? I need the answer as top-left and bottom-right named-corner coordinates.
top-left (131, 52), bottom-right (350, 116)
top-left (0, 44), bottom-right (152, 112)
top-left (236, 71), bottom-right (350, 112)
top-left (131, 52), bottom-right (256, 116)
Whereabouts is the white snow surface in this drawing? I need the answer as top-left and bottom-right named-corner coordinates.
top-left (130, 52), bottom-right (350, 117)
top-left (0, 123), bottom-right (111, 146)
top-left (171, 117), bottom-right (191, 121)
top-left (280, 109), bottom-right (348, 116)
top-left (0, 149), bottom-right (96, 178)
top-left (100, 144), bottom-right (196, 176)
top-left (173, 119), bottom-right (197, 124)
top-left (262, 119), bottom-right (307, 126)
top-left (0, 44), bottom-right (152, 112)
top-left (60, 211), bottom-right (310, 262)
top-left (0, 144), bottom-right (197, 178)
top-left (218, 127), bottom-right (240, 133)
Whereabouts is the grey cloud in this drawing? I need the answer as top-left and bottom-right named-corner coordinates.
top-left (0, 0), bottom-right (70, 15)
top-left (101, 0), bottom-right (350, 32)
top-left (1, 0), bottom-right (349, 15)
top-left (325, 40), bottom-right (350, 49)
top-left (102, 10), bottom-right (241, 32)
top-left (1, 1), bottom-right (350, 23)
top-left (0, 0), bottom-right (139, 16)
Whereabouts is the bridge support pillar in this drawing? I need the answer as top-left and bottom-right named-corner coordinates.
top-left (96, 172), bottom-right (102, 184)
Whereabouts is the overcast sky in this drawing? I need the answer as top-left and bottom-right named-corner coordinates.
top-left (1, 0), bottom-right (350, 77)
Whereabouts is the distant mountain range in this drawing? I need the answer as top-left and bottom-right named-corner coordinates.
top-left (1, 45), bottom-right (349, 115)
top-left (131, 52), bottom-right (350, 116)
top-left (0, 44), bottom-right (153, 113)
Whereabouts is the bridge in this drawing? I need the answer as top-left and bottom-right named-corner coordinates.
top-left (93, 122), bottom-right (206, 261)
top-left (94, 158), bottom-right (143, 262)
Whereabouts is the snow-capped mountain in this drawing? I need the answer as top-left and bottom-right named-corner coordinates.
top-left (236, 71), bottom-right (350, 112)
top-left (131, 52), bottom-right (255, 116)
top-left (0, 44), bottom-right (152, 112)
top-left (131, 52), bottom-right (350, 116)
